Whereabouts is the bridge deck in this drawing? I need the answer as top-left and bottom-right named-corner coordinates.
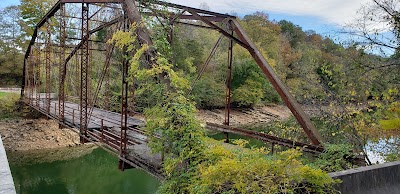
top-left (27, 99), bottom-right (163, 178)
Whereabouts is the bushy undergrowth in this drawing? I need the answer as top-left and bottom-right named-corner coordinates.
top-left (0, 92), bottom-right (20, 119)
top-left (110, 24), bottom-right (339, 194)
top-left (191, 139), bottom-right (339, 194)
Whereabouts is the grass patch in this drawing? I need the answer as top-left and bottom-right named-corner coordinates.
top-left (0, 91), bottom-right (9, 97)
top-left (0, 92), bottom-right (20, 119)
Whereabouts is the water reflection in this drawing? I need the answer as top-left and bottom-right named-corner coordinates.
top-left (8, 147), bottom-right (160, 194)
top-left (365, 136), bottom-right (400, 164)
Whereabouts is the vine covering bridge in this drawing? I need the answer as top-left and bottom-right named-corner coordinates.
top-left (21, 0), bottom-right (326, 178)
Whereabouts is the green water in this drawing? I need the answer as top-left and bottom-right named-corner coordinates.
top-left (8, 148), bottom-right (160, 194)
top-left (210, 132), bottom-right (268, 148)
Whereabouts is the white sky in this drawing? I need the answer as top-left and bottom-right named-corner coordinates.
top-left (0, 0), bottom-right (371, 26)
top-left (169, 0), bottom-right (371, 25)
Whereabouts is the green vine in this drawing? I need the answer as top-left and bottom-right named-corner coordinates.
top-left (110, 23), bottom-right (339, 194)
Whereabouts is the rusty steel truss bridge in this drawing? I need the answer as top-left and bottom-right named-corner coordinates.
top-left (21, 0), bottom-right (326, 178)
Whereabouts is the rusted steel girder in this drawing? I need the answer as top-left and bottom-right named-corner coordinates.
top-left (61, 0), bottom-right (122, 3)
top-left (224, 26), bottom-right (234, 143)
top-left (28, 54), bottom-right (34, 103)
top-left (35, 48), bottom-right (41, 108)
top-left (21, 58), bottom-right (27, 99)
top-left (229, 19), bottom-right (323, 145)
top-left (150, 0), bottom-right (234, 19)
top-left (45, 23), bottom-right (51, 113)
top-left (181, 8), bottom-right (323, 145)
top-left (173, 21), bottom-right (217, 30)
top-left (123, 0), bottom-right (171, 88)
top-left (60, 16), bottom-right (124, 84)
top-left (75, 52), bottom-right (80, 98)
top-left (59, 3), bottom-right (66, 123)
top-left (206, 122), bottom-right (324, 154)
top-left (188, 34), bottom-right (224, 95)
top-left (119, 51), bottom-right (129, 170)
top-left (80, 3), bottom-right (89, 143)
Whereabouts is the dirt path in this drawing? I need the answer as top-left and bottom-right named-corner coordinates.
top-left (0, 119), bottom-right (80, 151)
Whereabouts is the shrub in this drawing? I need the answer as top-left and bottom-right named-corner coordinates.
top-left (313, 144), bottom-right (356, 172)
top-left (191, 75), bottom-right (226, 109)
top-left (190, 139), bottom-right (340, 194)
top-left (0, 92), bottom-right (20, 119)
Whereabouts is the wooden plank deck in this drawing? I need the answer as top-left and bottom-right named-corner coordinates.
top-left (35, 100), bottom-right (144, 129)
top-left (28, 99), bottom-right (163, 178)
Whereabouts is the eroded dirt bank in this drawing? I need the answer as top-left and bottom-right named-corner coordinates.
top-left (0, 119), bottom-right (81, 151)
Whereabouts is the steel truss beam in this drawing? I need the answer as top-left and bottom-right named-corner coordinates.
top-left (80, 3), bottom-right (89, 142)
top-left (229, 19), bottom-right (323, 145)
top-left (35, 48), bottom-right (41, 107)
top-left (45, 23), bottom-right (51, 113)
top-left (224, 25), bottom-right (234, 143)
top-left (59, 3), bottom-right (66, 124)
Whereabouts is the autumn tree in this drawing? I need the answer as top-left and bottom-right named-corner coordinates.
top-left (0, 6), bottom-right (24, 86)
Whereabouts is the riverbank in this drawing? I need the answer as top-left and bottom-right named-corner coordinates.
top-left (0, 119), bottom-right (80, 151)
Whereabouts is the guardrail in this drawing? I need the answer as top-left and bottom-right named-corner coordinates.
top-left (330, 161), bottom-right (400, 194)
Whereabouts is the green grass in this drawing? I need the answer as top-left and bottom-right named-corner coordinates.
top-left (0, 91), bottom-right (19, 98)
top-left (0, 92), bottom-right (20, 119)
top-left (0, 91), bottom-right (8, 97)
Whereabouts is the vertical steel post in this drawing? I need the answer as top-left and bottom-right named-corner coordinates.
top-left (32, 52), bottom-right (36, 105)
top-left (35, 48), bottom-right (41, 108)
top-left (21, 58), bottom-right (26, 100)
top-left (104, 26), bottom-right (114, 111)
top-left (224, 27), bottom-right (234, 143)
top-left (88, 41), bottom-right (92, 107)
top-left (59, 3), bottom-right (66, 124)
top-left (58, 3), bottom-right (66, 127)
top-left (45, 23), bottom-right (51, 113)
top-left (80, 3), bottom-right (89, 143)
top-left (25, 56), bottom-right (29, 103)
top-left (23, 58), bottom-right (27, 100)
top-left (119, 18), bottom-right (129, 171)
top-left (29, 52), bottom-right (34, 103)
top-left (76, 50), bottom-right (80, 98)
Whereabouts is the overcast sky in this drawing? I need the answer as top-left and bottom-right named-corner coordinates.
top-left (170, 0), bottom-right (370, 25)
top-left (0, 0), bottom-right (370, 36)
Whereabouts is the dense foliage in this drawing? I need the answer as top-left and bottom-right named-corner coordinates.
top-left (109, 24), bottom-right (339, 193)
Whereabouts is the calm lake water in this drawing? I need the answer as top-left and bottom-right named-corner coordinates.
top-left (7, 147), bottom-right (160, 194)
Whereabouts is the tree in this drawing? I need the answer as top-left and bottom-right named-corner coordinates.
top-left (19, 0), bottom-right (57, 39)
top-left (349, 0), bottom-right (400, 58)
top-left (0, 6), bottom-right (24, 86)
top-left (278, 20), bottom-right (306, 48)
